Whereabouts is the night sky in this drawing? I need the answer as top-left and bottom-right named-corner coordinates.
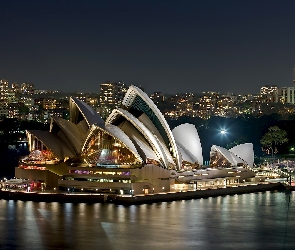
top-left (1, 0), bottom-right (295, 94)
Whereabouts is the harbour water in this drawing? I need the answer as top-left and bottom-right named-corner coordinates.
top-left (1, 190), bottom-right (295, 250)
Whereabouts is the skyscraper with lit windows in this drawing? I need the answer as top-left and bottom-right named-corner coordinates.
top-left (0, 79), bottom-right (9, 104)
top-left (260, 85), bottom-right (278, 103)
top-left (98, 81), bottom-right (128, 119)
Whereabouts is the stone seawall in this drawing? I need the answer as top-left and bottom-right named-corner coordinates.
top-left (114, 183), bottom-right (286, 204)
top-left (0, 191), bottom-right (107, 203)
top-left (0, 183), bottom-right (286, 204)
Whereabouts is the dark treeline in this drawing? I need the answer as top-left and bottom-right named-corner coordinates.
top-left (0, 118), bottom-right (49, 178)
top-left (0, 118), bottom-right (49, 146)
top-left (0, 115), bottom-right (294, 178)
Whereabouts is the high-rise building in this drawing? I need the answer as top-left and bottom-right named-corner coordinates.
top-left (11, 83), bottom-right (20, 93)
top-left (197, 92), bottom-right (220, 119)
top-left (99, 81), bottom-right (118, 107)
top-left (43, 98), bottom-right (59, 110)
top-left (281, 87), bottom-right (295, 104)
top-left (0, 79), bottom-right (9, 104)
top-left (98, 81), bottom-right (128, 119)
top-left (260, 85), bottom-right (278, 103)
top-left (7, 91), bottom-right (18, 104)
top-left (21, 83), bottom-right (35, 95)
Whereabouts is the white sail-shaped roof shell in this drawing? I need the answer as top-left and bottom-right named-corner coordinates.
top-left (137, 113), bottom-right (165, 143)
top-left (70, 96), bottom-right (105, 128)
top-left (105, 123), bottom-right (142, 161)
top-left (122, 85), bottom-right (181, 169)
top-left (211, 145), bottom-right (246, 166)
top-left (172, 123), bottom-right (203, 165)
top-left (154, 135), bottom-right (174, 164)
top-left (26, 130), bottom-right (76, 159)
top-left (176, 144), bottom-right (194, 163)
top-left (106, 108), bottom-right (170, 168)
top-left (229, 143), bottom-right (254, 167)
top-left (51, 116), bottom-right (84, 154)
top-left (131, 135), bottom-right (159, 161)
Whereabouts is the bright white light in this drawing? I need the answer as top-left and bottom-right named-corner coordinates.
top-left (220, 129), bottom-right (227, 135)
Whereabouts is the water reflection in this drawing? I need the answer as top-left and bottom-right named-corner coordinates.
top-left (0, 191), bottom-right (294, 249)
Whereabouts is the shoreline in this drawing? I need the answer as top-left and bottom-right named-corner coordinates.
top-left (114, 182), bottom-right (287, 204)
top-left (0, 183), bottom-right (288, 205)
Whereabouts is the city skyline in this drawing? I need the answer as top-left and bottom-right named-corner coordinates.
top-left (0, 77), bottom-right (292, 96)
top-left (1, 0), bottom-right (295, 94)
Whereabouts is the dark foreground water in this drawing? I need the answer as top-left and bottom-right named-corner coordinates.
top-left (1, 191), bottom-right (295, 250)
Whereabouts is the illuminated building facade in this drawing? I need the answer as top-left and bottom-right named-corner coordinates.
top-left (11, 83), bottom-right (20, 93)
top-left (98, 81), bottom-right (128, 119)
top-left (281, 87), bottom-right (295, 104)
top-left (197, 92), bottom-right (220, 119)
top-left (260, 85), bottom-right (278, 103)
top-left (0, 79), bottom-right (9, 104)
top-left (150, 92), bottom-right (165, 104)
top-left (43, 98), bottom-right (59, 109)
top-left (20, 83), bottom-right (35, 95)
top-left (176, 93), bottom-right (196, 117)
top-left (16, 86), bottom-right (255, 194)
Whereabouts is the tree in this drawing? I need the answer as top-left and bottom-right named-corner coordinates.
top-left (260, 126), bottom-right (288, 158)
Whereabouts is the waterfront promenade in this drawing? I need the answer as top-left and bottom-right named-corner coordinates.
top-left (0, 182), bottom-right (286, 204)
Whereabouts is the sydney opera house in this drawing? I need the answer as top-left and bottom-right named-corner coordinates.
top-left (16, 86), bottom-right (255, 194)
